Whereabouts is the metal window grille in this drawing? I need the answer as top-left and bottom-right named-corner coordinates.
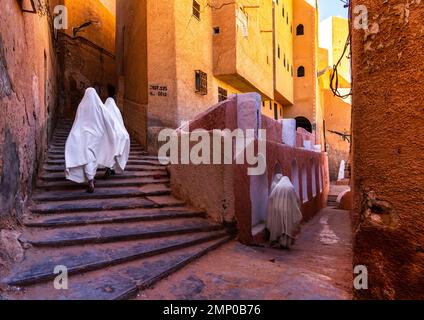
top-left (195, 70), bottom-right (207, 95)
top-left (218, 87), bottom-right (228, 102)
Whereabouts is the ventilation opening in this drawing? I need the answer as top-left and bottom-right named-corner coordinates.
top-left (297, 66), bottom-right (305, 77)
top-left (296, 24), bottom-right (304, 35)
top-left (192, 0), bottom-right (201, 20)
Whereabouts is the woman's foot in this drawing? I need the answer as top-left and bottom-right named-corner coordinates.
top-left (104, 168), bottom-right (116, 178)
top-left (87, 179), bottom-right (95, 193)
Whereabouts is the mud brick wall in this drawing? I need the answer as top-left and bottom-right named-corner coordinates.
top-left (351, 0), bottom-right (424, 299)
top-left (0, 1), bottom-right (59, 226)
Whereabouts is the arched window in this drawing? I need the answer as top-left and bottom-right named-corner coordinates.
top-left (296, 24), bottom-right (304, 35)
top-left (295, 116), bottom-right (312, 133)
top-left (297, 66), bottom-right (305, 77)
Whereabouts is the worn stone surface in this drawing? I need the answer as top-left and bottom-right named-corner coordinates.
top-left (3, 236), bottom-right (230, 300)
top-left (351, 0), bottom-right (424, 299)
top-left (1, 122), bottom-right (230, 299)
top-left (5, 231), bottom-right (227, 287)
top-left (0, 230), bottom-right (24, 263)
top-left (139, 208), bottom-right (353, 300)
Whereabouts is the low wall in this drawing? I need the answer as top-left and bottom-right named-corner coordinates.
top-left (167, 94), bottom-right (329, 244)
top-left (233, 140), bottom-right (329, 244)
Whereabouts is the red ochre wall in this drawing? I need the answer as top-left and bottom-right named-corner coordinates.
top-left (351, 0), bottom-right (424, 299)
top-left (171, 95), bottom-right (329, 244)
top-left (0, 0), bottom-right (60, 226)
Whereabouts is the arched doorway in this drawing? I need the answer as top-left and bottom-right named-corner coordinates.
top-left (295, 116), bottom-right (312, 133)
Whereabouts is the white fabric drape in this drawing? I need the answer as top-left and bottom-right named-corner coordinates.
top-left (266, 174), bottom-right (303, 248)
top-left (65, 88), bottom-right (130, 183)
top-left (105, 98), bottom-right (130, 173)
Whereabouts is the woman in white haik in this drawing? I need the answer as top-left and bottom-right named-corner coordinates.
top-left (266, 174), bottom-right (303, 249)
top-left (103, 97), bottom-right (130, 178)
top-left (65, 88), bottom-right (130, 193)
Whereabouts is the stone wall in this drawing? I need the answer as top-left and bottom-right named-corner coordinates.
top-left (351, 0), bottom-right (424, 299)
top-left (0, 0), bottom-right (59, 226)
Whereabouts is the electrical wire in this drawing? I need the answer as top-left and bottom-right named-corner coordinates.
top-left (329, 0), bottom-right (353, 99)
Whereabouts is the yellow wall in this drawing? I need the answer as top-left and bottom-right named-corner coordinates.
top-left (116, 0), bottom-right (148, 146)
top-left (117, 0), bottom-right (321, 131)
top-left (319, 16), bottom-right (350, 86)
top-left (213, 0), bottom-right (274, 100)
top-left (261, 100), bottom-right (284, 120)
top-left (318, 15), bottom-right (351, 179)
top-left (64, 0), bottom-right (116, 54)
top-left (284, 0), bottom-right (319, 133)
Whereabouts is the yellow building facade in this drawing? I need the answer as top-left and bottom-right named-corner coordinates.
top-left (116, 0), bottom-right (329, 148)
top-left (318, 16), bottom-right (351, 180)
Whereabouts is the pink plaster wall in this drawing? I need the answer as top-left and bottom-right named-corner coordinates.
top-left (170, 94), bottom-right (329, 244)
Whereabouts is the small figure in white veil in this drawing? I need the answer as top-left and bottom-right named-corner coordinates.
top-left (65, 88), bottom-right (129, 193)
top-left (104, 97), bottom-right (130, 177)
top-left (266, 174), bottom-right (303, 249)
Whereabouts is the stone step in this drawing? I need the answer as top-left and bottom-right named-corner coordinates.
top-left (43, 164), bottom-right (166, 173)
top-left (52, 134), bottom-right (70, 139)
top-left (5, 231), bottom-right (228, 287)
top-left (30, 195), bottom-right (185, 214)
top-left (45, 159), bottom-right (161, 166)
top-left (24, 207), bottom-right (205, 228)
top-left (32, 184), bottom-right (170, 202)
top-left (39, 170), bottom-right (168, 182)
top-left (4, 236), bottom-right (231, 300)
top-left (50, 142), bottom-right (144, 150)
top-left (47, 150), bottom-right (146, 156)
top-left (49, 143), bottom-right (144, 149)
top-left (46, 153), bottom-right (153, 161)
top-left (29, 197), bottom-right (157, 214)
top-left (48, 146), bottom-right (145, 154)
top-left (24, 217), bottom-right (223, 247)
top-left (35, 177), bottom-right (170, 190)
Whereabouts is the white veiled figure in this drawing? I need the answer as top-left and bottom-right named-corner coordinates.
top-left (266, 174), bottom-right (303, 249)
top-left (105, 98), bottom-right (130, 173)
top-left (65, 88), bottom-right (124, 184)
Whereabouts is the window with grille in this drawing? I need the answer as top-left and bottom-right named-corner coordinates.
top-left (218, 87), bottom-right (228, 102)
top-left (192, 0), bottom-right (201, 20)
top-left (195, 70), bottom-right (208, 95)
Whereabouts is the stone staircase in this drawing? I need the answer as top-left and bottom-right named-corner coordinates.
top-left (3, 120), bottom-right (231, 300)
top-left (327, 194), bottom-right (339, 208)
